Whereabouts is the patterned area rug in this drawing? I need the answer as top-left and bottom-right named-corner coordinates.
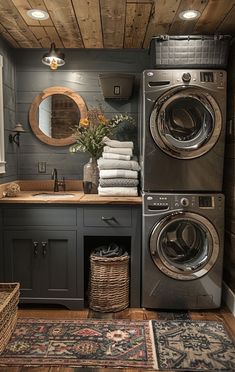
top-left (0, 318), bottom-right (155, 368)
top-left (1, 318), bottom-right (235, 370)
top-left (152, 320), bottom-right (235, 371)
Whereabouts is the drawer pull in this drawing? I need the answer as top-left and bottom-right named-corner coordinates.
top-left (101, 216), bottom-right (116, 222)
top-left (33, 241), bottom-right (39, 256)
top-left (42, 242), bottom-right (47, 256)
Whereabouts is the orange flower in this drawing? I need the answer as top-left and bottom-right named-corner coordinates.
top-left (79, 118), bottom-right (89, 127)
top-left (97, 114), bottom-right (108, 125)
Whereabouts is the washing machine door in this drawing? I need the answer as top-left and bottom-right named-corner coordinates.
top-left (150, 212), bottom-right (219, 280)
top-left (150, 86), bottom-right (222, 159)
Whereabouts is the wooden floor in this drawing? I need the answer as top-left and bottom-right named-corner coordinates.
top-left (0, 304), bottom-right (234, 372)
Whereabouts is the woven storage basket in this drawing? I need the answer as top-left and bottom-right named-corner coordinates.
top-left (0, 283), bottom-right (20, 353)
top-left (149, 34), bottom-right (231, 68)
top-left (89, 254), bottom-right (129, 312)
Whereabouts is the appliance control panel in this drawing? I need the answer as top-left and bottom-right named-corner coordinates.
top-left (144, 193), bottom-right (223, 213)
top-left (173, 70), bottom-right (226, 88)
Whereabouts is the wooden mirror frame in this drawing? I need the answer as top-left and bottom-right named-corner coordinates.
top-left (29, 86), bottom-right (87, 146)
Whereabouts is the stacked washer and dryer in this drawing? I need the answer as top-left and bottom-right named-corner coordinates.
top-left (140, 68), bottom-right (226, 309)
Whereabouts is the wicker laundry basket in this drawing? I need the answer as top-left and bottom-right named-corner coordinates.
top-left (89, 253), bottom-right (129, 312)
top-left (0, 283), bottom-right (20, 353)
top-left (149, 34), bottom-right (231, 68)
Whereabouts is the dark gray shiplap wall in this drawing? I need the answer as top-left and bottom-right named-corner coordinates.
top-left (0, 38), bottom-right (17, 184)
top-left (14, 49), bottom-right (149, 180)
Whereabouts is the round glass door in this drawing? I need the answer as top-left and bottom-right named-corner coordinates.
top-left (150, 87), bottom-right (222, 159)
top-left (150, 212), bottom-right (219, 280)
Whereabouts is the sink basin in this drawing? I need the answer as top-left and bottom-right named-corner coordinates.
top-left (33, 193), bottom-right (75, 199)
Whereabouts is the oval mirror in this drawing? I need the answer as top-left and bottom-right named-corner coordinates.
top-left (29, 86), bottom-right (87, 146)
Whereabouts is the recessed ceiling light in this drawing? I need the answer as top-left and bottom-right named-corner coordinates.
top-left (179, 10), bottom-right (201, 20)
top-left (27, 9), bottom-right (49, 20)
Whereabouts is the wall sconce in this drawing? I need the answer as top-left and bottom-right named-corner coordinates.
top-left (9, 123), bottom-right (25, 146)
top-left (42, 43), bottom-right (65, 70)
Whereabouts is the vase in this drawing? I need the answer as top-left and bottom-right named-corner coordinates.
top-left (83, 157), bottom-right (99, 194)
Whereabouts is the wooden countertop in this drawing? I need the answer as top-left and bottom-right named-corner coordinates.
top-left (0, 180), bottom-right (142, 204)
top-left (80, 194), bottom-right (142, 204)
top-left (0, 191), bottom-right (142, 205)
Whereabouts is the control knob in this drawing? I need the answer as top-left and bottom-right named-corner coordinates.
top-left (180, 197), bottom-right (189, 207)
top-left (182, 73), bottom-right (191, 82)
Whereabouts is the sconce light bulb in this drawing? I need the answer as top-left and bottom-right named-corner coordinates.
top-left (50, 58), bottom-right (58, 70)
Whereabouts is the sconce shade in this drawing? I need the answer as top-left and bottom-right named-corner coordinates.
top-left (12, 123), bottom-right (25, 133)
top-left (42, 43), bottom-right (65, 70)
top-left (9, 123), bottom-right (25, 146)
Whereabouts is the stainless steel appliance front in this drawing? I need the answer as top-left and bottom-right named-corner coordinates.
top-left (142, 193), bottom-right (224, 309)
top-left (140, 69), bottom-right (226, 191)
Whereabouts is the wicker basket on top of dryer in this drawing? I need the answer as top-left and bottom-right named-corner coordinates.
top-left (149, 34), bottom-right (231, 69)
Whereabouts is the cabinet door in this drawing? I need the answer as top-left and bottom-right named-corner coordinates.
top-left (39, 230), bottom-right (77, 298)
top-left (4, 230), bottom-right (77, 299)
top-left (4, 231), bottom-right (41, 297)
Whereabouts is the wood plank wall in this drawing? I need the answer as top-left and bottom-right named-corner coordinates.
top-left (14, 49), bottom-right (149, 180)
top-left (224, 41), bottom-right (235, 293)
top-left (0, 38), bottom-right (17, 184)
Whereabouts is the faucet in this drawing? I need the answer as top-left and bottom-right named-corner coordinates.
top-left (51, 168), bottom-right (66, 192)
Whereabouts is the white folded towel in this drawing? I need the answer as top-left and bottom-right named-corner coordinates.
top-left (103, 146), bottom-right (133, 156)
top-left (100, 169), bottom-right (138, 179)
top-left (98, 186), bottom-right (138, 196)
top-left (99, 178), bottom-right (139, 187)
top-left (98, 158), bottom-right (140, 171)
top-left (103, 136), bottom-right (133, 149)
top-left (102, 152), bottom-right (131, 161)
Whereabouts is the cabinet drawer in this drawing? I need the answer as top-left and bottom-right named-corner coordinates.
top-left (84, 207), bottom-right (132, 227)
top-left (3, 208), bottom-right (76, 226)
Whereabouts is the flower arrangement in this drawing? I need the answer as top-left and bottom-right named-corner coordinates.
top-left (70, 107), bottom-right (135, 159)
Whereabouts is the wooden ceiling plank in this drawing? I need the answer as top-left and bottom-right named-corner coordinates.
top-left (125, 2), bottom-right (152, 48)
top-left (0, 23), bottom-right (20, 47)
top-left (100, 0), bottom-right (126, 48)
top-left (218, 4), bottom-right (235, 34)
top-left (169, 0), bottom-right (209, 35)
top-left (29, 25), bottom-right (51, 47)
top-left (11, 0), bottom-right (40, 26)
top-left (127, 0), bottom-right (154, 3)
top-left (44, 26), bottom-right (63, 48)
top-left (43, 0), bottom-right (84, 48)
top-left (194, 0), bottom-right (235, 34)
top-left (72, 0), bottom-right (103, 48)
top-left (143, 0), bottom-right (180, 48)
top-left (0, 0), bottom-right (235, 49)
top-left (8, 29), bottom-right (40, 47)
top-left (12, 0), bottom-right (53, 27)
top-left (0, 0), bottom-right (41, 47)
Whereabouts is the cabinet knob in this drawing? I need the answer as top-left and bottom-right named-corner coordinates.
top-left (42, 241), bottom-right (47, 256)
top-left (33, 241), bottom-right (39, 256)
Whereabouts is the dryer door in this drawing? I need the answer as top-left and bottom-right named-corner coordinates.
top-left (150, 212), bottom-right (219, 280)
top-left (150, 86), bottom-right (222, 159)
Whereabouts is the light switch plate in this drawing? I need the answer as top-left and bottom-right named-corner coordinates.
top-left (38, 161), bottom-right (46, 173)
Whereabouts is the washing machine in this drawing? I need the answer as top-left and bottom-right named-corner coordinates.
top-left (139, 69), bottom-right (227, 192)
top-left (142, 192), bottom-right (224, 309)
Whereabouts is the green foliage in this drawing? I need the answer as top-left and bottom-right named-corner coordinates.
top-left (70, 108), bottom-right (135, 159)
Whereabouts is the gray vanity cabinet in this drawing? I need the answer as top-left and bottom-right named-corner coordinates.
top-left (2, 206), bottom-right (81, 309)
top-left (1, 203), bottom-right (141, 309)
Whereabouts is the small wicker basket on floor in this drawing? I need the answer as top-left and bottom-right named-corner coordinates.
top-left (89, 253), bottom-right (129, 312)
top-left (0, 283), bottom-right (20, 353)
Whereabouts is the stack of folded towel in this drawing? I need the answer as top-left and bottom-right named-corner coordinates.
top-left (97, 136), bottom-right (140, 196)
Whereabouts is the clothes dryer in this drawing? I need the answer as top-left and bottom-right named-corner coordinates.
top-left (140, 69), bottom-right (226, 191)
top-left (142, 193), bottom-right (224, 309)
